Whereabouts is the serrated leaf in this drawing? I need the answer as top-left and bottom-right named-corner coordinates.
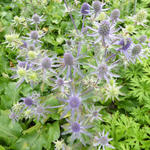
top-left (48, 121), bottom-right (60, 142)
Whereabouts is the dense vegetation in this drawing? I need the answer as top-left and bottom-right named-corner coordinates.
top-left (0, 0), bottom-right (150, 150)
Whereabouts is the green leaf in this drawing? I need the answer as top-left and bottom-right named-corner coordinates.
top-left (0, 82), bottom-right (19, 109)
top-left (14, 126), bottom-right (50, 150)
top-left (48, 121), bottom-right (60, 142)
top-left (0, 110), bottom-right (22, 145)
top-left (0, 145), bottom-right (5, 150)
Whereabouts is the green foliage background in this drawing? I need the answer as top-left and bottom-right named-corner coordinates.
top-left (0, 0), bottom-right (150, 150)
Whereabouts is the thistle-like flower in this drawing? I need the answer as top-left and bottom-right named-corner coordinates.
top-left (87, 20), bottom-right (120, 46)
top-left (103, 79), bottom-right (124, 102)
top-left (89, 59), bottom-right (119, 83)
top-left (62, 118), bottom-right (92, 145)
top-left (24, 109), bottom-right (34, 120)
top-left (26, 30), bottom-right (43, 43)
top-left (19, 41), bottom-right (41, 60)
top-left (123, 25), bottom-right (136, 35)
top-left (21, 97), bottom-right (35, 108)
top-left (118, 38), bottom-right (132, 61)
top-left (33, 102), bottom-right (62, 121)
top-left (34, 54), bottom-right (58, 81)
top-left (50, 76), bottom-right (71, 92)
top-left (54, 139), bottom-right (65, 150)
top-left (110, 9), bottom-right (121, 23)
top-left (138, 35), bottom-right (147, 44)
top-left (131, 9), bottom-right (148, 26)
top-left (93, 130), bottom-right (114, 150)
top-left (12, 16), bottom-right (26, 26)
top-left (92, 1), bottom-right (106, 17)
top-left (4, 33), bottom-right (22, 49)
top-left (59, 86), bottom-right (91, 118)
top-left (33, 103), bottom-right (51, 120)
top-left (60, 91), bottom-right (82, 118)
top-left (80, 2), bottom-right (91, 16)
top-left (19, 92), bottom-right (40, 111)
top-left (28, 13), bottom-right (45, 25)
top-left (58, 51), bottom-right (84, 79)
top-left (11, 61), bottom-right (31, 87)
top-left (130, 44), bottom-right (147, 63)
top-left (86, 105), bottom-right (103, 122)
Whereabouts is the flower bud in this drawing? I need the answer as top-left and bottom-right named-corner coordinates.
top-left (93, 1), bottom-right (102, 13)
top-left (32, 14), bottom-right (40, 23)
top-left (81, 2), bottom-right (90, 15)
top-left (110, 9), bottom-right (120, 21)
top-left (41, 57), bottom-right (51, 69)
top-left (64, 53), bottom-right (74, 66)
top-left (30, 31), bottom-right (39, 40)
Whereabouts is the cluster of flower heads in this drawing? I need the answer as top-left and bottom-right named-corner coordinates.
top-left (9, 92), bottom-right (62, 121)
top-left (8, 0), bottom-right (150, 149)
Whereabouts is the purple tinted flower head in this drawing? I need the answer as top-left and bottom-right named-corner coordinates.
top-left (99, 63), bottom-right (108, 74)
top-left (34, 102), bottom-right (63, 121)
top-left (62, 118), bottom-right (92, 145)
top-left (57, 78), bottom-right (64, 86)
top-left (93, 130), bottom-right (114, 149)
top-left (51, 76), bottom-right (71, 92)
top-left (32, 14), bottom-right (40, 23)
top-left (86, 105), bottom-right (102, 122)
top-left (131, 44), bottom-right (142, 56)
top-left (34, 54), bottom-right (58, 80)
top-left (119, 38), bottom-right (132, 51)
top-left (28, 13), bottom-right (45, 25)
top-left (31, 31), bottom-right (39, 40)
top-left (91, 1), bottom-right (107, 18)
top-left (41, 57), bottom-right (52, 69)
top-left (64, 53), bottom-right (74, 66)
top-left (87, 20), bottom-right (120, 46)
top-left (18, 61), bottom-right (30, 69)
top-left (89, 59), bottom-right (119, 83)
top-left (71, 122), bottom-right (80, 133)
top-left (26, 31), bottom-right (43, 43)
top-left (59, 86), bottom-right (91, 118)
top-left (98, 20), bottom-right (110, 36)
top-left (21, 92), bottom-right (40, 105)
top-left (59, 51), bottom-right (84, 78)
top-left (60, 93), bottom-right (81, 118)
top-left (110, 9), bottom-right (120, 22)
top-left (93, 1), bottom-right (102, 14)
top-left (69, 96), bottom-right (81, 108)
top-left (33, 103), bottom-right (51, 121)
top-left (23, 97), bottom-right (34, 106)
top-left (20, 93), bottom-right (39, 111)
top-left (117, 38), bottom-right (133, 61)
top-left (129, 43), bottom-right (148, 63)
top-left (81, 2), bottom-right (90, 15)
top-left (139, 35), bottom-right (147, 43)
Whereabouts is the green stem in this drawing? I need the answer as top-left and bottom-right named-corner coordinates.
top-left (134, 0), bottom-right (137, 15)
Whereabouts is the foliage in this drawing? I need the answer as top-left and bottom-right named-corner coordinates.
top-left (0, 0), bottom-right (150, 150)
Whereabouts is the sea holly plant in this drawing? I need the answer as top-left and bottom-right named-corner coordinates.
top-left (1, 0), bottom-right (149, 150)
